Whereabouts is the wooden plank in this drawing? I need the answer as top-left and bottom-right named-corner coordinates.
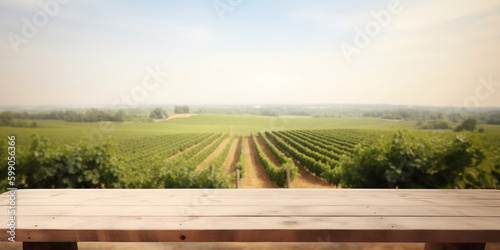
top-left (3, 189), bottom-right (500, 204)
top-left (5, 189), bottom-right (499, 199)
top-left (2, 216), bottom-right (500, 230)
top-left (3, 205), bottom-right (499, 217)
top-left (4, 197), bottom-right (499, 206)
top-left (0, 189), bottom-right (498, 244)
top-left (2, 189), bottom-right (500, 199)
top-left (5, 229), bottom-right (500, 243)
top-left (8, 190), bottom-right (500, 201)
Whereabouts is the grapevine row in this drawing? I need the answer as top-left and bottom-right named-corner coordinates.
top-left (235, 136), bottom-right (245, 178)
top-left (308, 129), bottom-right (364, 146)
top-left (274, 131), bottom-right (338, 167)
top-left (117, 133), bottom-right (211, 167)
top-left (290, 130), bottom-right (353, 155)
top-left (252, 134), bottom-right (296, 187)
top-left (187, 134), bottom-right (226, 169)
top-left (303, 130), bottom-right (358, 149)
top-left (174, 134), bottom-right (220, 162)
top-left (280, 131), bottom-right (343, 161)
top-left (265, 132), bottom-right (330, 178)
top-left (258, 132), bottom-right (295, 169)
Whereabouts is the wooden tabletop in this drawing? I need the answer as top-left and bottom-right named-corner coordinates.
top-left (1, 189), bottom-right (499, 243)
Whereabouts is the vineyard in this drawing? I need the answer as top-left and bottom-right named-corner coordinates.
top-left (1, 115), bottom-right (500, 190)
top-left (116, 133), bottom-right (212, 168)
top-left (121, 129), bottom-right (381, 187)
top-left (113, 129), bottom-right (374, 188)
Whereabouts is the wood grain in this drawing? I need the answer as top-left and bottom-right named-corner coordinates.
top-left (2, 205), bottom-right (499, 217)
top-left (0, 189), bottom-right (498, 243)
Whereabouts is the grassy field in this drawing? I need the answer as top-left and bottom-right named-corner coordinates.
top-left (1, 114), bottom-right (416, 146)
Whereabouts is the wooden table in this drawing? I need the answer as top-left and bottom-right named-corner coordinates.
top-left (1, 189), bottom-right (499, 250)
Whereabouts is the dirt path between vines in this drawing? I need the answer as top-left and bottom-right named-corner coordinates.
top-left (291, 162), bottom-right (336, 188)
top-left (195, 136), bottom-right (230, 171)
top-left (222, 137), bottom-right (240, 175)
top-left (267, 134), bottom-right (334, 188)
top-left (202, 136), bottom-right (231, 164)
top-left (255, 134), bottom-right (281, 167)
top-left (193, 135), bottom-right (225, 171)
top-left (240, 136), bottom-right (278, 188)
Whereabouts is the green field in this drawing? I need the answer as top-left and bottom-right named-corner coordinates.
top-left (1, 114), bottom-right (416, 146)
top-left (1, 113), bottom-right (499, 190)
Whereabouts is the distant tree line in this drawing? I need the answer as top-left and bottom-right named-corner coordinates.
top-left (0, 109), bottom-right (135, 123)
top-left (471, 110), bottom-right (500, 125)
top-left (62, 109), bottom-right (132, 122)
top-left (0, 112), bottom-right (38, 128)
top-left (193, 106), bottom-right (500, 125)
top-left (174, 105), bottom-right (190, 114)
top-left (417, 118), bottom-right (484, 132)
top-left (2, 105), bottom-right (500, 126)
top-left (416, 119), bottom-right (452, 130)
top-left (1, 107), bottom-right (189, 124)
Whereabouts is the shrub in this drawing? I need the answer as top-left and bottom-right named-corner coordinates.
top-left (18, 135), bottom-right (122, 188)
top-left (335, 130), bottom-right (495, 188)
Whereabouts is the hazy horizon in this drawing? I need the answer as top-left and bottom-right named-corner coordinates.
top-left (1, 0), bottom-right (500, 107)
top-left (2, 103), bottom-right (500, 114)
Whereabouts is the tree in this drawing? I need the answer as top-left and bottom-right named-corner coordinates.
top-left (64, 110), bottom-right (83, 122)
top-left (454, 118), bottom-right (477, 132)
top-left (417, 119), bottom-right (451, 130)
top-left (114, 109), bottom-right (129, 122)
top-left (149, 107), bottom-right (167, 119)
top-left (174, 106), bottom-right (190, 114)
top-left (85, 108), bottom-right (112, 122)
top-left (0, 112), bottom-right (13, 126)
top-left (434, 119), bottom-right (451, 129)
top-left (447, 113), bottom-right (462, 123)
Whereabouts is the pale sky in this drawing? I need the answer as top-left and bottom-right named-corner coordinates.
top-left (1, 0), bottom-right (499, 107)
